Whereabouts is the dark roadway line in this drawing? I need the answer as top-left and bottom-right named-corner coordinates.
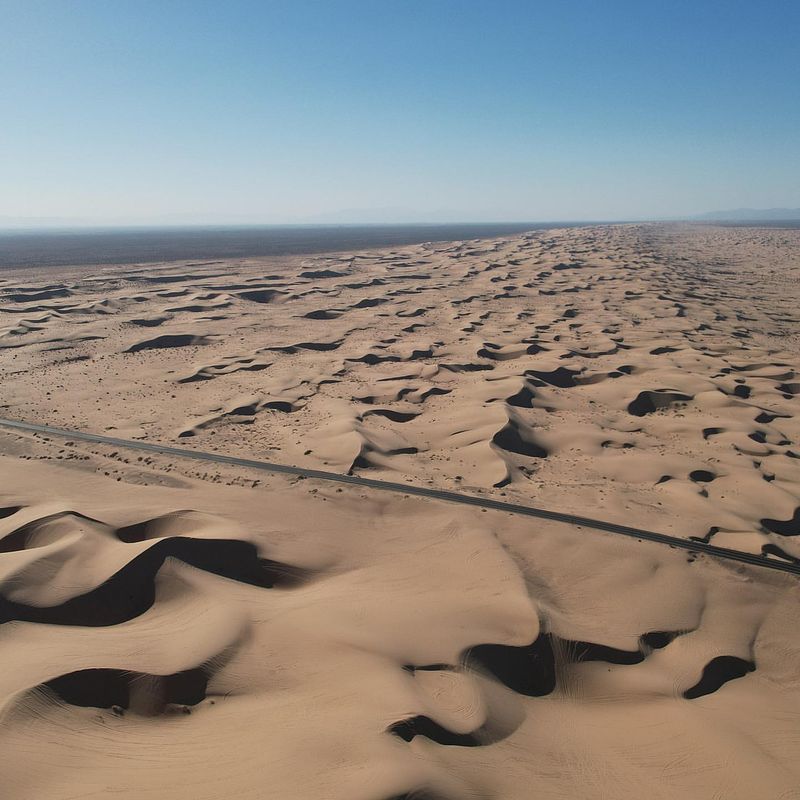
top-left (0, 416), bottom-right (797, 577)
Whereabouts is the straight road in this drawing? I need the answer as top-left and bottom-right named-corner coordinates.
top-left (0, 416), bottom-right (797, 577)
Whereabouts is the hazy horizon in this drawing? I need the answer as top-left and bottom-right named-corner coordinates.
top-left (0, 212), bottom-right (626, 231)
top-left (3, 208), bottom-right (800, 232)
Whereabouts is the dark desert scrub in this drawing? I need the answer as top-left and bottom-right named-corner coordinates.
top-left (0, 222), bottom-right (595, 269)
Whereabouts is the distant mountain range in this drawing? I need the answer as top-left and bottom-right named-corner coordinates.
top-left (693, 208), bottom-right (800, 221)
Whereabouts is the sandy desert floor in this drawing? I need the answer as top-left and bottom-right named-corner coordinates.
top-left (1, 223), bottom-right (800, 799)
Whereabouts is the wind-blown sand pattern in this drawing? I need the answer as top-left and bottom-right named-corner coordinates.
top-left (1, 223), bottom-right (800, 798)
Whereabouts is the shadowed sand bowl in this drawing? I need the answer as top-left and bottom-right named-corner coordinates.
top-left (1, 223), bottom-right (800, 798)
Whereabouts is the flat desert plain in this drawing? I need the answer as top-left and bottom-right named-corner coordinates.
top-left (1, 223), bottom-right (800, 799)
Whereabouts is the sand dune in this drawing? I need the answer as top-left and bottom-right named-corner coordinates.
top-left (3, 224), bottom-right (800, 556)
top-left (1, 223), bottom-right (800, 797)
top-left (0, 452), bottom-right (798, 799)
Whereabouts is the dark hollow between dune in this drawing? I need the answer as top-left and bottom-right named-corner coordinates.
top-left (299, 269), bottom-right (347, 279)
top-left (44, 666), bottom-right (208, 712)
top-left (129, 317), bottom-right (169, 327)
top-left (346, 353), bottom-right (401, 365)
top-left (506, 386), bottom-right (536, 408)
top-left (754, 411), bottom-right (783, 424)
top-left (362, 409), bottom-right (420, 423)
top-left (294, 340), bottom-right (343, 351)
top-left (7, 288), bottom-right (72, 303)
top-left (467, 630), bottom-right (686, 700)
top-left (237, 289), bottom-right (286, 303)
top-left (761, 543), bottom-right (800, 563)
top-left (761, 507), bottom-right (800, 536)
top-left (0, 506), bottom-right (22, 521)
top-left (354, 297), bottom-right (388, 308)
top-left (388, 716), bottom-right (480, 747)
top-left (0, 536), bottom-right (309, 627)
top-left (439, 362), bottom-right (493, 372)
top-left (683, 656), bottom-right (755, 699)
top-left (477, 347), bottom-right (518, 361)
top-left (126, 334), bottom-right (207, 353)
top-left (689, 470), bottom-right (717, 483)
top-left (491, 422), bottom-right (547, 458)
top-left (525, 367), bottom-right (581, 388)
top-left (467, 637), bottom-right (557, 696)
top-left (396, 308), bottom-right (428, 318)
top-left (628, 391), bottom-right (692, 417)
top-left (640, 630), bottom-right (683, 649)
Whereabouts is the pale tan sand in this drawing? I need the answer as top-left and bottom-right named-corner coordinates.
top-left (2, 223), bottom-right (800, 554)
top-left (1, 223), bottom-right (800, 799)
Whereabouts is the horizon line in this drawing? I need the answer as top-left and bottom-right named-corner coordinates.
top-left (0, 218), bottom-right (659, 234)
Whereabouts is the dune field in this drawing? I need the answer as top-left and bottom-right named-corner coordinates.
top-left (1, 223), bottom-right (800, 799)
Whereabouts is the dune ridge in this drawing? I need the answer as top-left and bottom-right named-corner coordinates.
top-left (1, 223), bottom-right (800, 798)
top-left (0, 454), bottom-right (798, 798)
top-left (2, 223), bottom-right (799, 555)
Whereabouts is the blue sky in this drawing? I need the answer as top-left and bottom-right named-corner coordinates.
top-left (1, 0), bottom-right (798, 224)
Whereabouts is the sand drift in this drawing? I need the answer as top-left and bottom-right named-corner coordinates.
top-left (2, 223), bottom-right (800, 799)
top-left (1, 415), bottom-right (798, 576)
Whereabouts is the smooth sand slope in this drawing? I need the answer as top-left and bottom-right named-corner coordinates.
top-left (1, 223), bottom-right (800, 799)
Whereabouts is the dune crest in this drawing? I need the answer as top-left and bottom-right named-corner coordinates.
top-left (2, 223), bottom-right (800, 797)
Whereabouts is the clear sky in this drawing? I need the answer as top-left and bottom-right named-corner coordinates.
top-left (1, 0), bottom-right (798, 224)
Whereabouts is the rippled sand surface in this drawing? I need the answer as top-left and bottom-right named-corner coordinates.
top-left (1, 223), bottom-right (799, 799)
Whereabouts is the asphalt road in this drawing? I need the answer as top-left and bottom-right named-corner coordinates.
top-left (1, 416), bottom-right (797, 577)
